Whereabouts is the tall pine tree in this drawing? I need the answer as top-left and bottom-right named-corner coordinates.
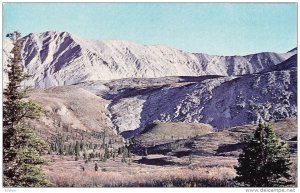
top-left (234, 123), bottom-right (292, 187)
top-left (75, 141), bottom-right (80, 161)
top-left (3, 31), bottom-right (49, 187)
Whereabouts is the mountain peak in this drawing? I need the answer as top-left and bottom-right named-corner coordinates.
top-left (23, 31), bottom-right (76, 42)
top-left (40, 31), bottom-right (71, 37)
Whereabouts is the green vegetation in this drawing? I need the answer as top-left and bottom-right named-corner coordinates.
top-left (234, 123), bottom-right (292, 187)
top-left (45, 126), bottom-right (124, 162)
top-left (3, 32), bottom-right (49, 187)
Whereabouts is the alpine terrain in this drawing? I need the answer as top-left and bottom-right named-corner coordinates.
top-left (2, 31), bottom-right (297, 187)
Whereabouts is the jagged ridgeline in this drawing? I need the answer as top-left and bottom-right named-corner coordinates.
top-left (3, 31), bottom-right (297, 88)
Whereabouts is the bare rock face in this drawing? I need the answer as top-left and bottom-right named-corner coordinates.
top-left (3, 31), bottom-right (296, 88)
top-left (78, 54), bottom-right (297, 136)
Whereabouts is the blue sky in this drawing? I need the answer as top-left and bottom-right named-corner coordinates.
top-left (3, 3), bottom-right (297, 55)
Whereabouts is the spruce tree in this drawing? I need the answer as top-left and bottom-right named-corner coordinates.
top-left (74, 141), bottom-right (80, 161)
top-left (104, 147), bottom-right (110, 159)
top-left (118, 147), bottom-right (122, 155)
top-left (3, 31), bottom-right (49, 187)
top-left (234, 123), bottom-right (292, 187)
top-left (9, 125), bottom-right (49, 187)
top-left (68, 143), bottom-right (73, 156)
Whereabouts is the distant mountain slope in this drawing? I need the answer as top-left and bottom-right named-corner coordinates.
top-left (76, 61), bottom-right (296, 136)
top-left (2, 31), bottom-right (296, 88)
top-left (262, 54), bottom-right (297, 73)
top-left (25, 59), bottom-right (297, 139)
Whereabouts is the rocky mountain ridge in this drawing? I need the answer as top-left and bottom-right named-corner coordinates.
top-left (3, 31), bottom-right (297, 88)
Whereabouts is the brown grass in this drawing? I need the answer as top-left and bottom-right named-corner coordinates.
top-left (43, 154), bottom-right (237, 187)
top-left (43, 153), bottom-right (297, 187)
top-left (45, 166), bottom-right (235, 187)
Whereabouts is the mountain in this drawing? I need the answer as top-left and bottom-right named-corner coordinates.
top-left (262, 54), bottom-right (297, 73)
top-left (3, 31), bottom-right (297, 139)
top-left (2, 31), bottom-right (297, 88)
top-left (77, 61), bottom-right (297, 137)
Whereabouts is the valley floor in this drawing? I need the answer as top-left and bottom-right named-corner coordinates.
top-left (42, 154), bottom-right (297, 187)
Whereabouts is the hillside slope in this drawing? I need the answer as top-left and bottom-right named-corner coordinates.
top-left (27, 86), bottom-right (121, 143)
top-left (130, 118), bottom-right (297, 157)
top-left (133, 121), bottom-right (214, 144)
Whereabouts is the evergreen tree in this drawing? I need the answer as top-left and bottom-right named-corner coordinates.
top-left (89, 152), bottom-right (95, 159)
top-left (118, 147), bottom-right (123, 155)
top-left (75, 141), bottom-right (80, 158)
top-left (8, 125), bottom-right (50, 187)
top-left (104, 147), bottom-right (110, 159)
top-left (48, 144), bottom-right (52, 155)
top-left (3, 32), bottom-right (49, 187)
top-left (68, 143), bottom-right (73, 156)
top-left (50, 143), bottom-right (55, 153)
top-left (58, 143), bottom-right (64, 156)
top-left (234, 123), bottom-right (292, 187)
top-left (128, 149), bottom-right (132, 158)
top-left (80, 140), bottom-right (84, 151)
